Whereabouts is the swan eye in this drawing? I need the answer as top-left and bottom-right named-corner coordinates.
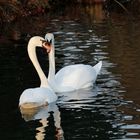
top-left (46, 39), bottom-right (52, 45)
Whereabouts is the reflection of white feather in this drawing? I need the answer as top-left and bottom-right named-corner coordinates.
top-left (21, 102), bottom-right (58, 121)
top-left (20, 103), bottom-right (64, 140)
top-left (57, 87), bottom-right (98, 109)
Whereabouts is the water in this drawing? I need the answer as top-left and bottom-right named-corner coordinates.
top-left (0, 4), bottom-right (140, 140)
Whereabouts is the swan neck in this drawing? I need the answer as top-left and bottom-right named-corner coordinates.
top-left (28, 40), bottom-right (48, 87)
top-left (48, 42), bottom-right (55, 82)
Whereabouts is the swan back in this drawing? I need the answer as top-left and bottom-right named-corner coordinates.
top-left (54, 64), bottom-right (100, 92)
top-left (19, 87), bottom-right (57, 106)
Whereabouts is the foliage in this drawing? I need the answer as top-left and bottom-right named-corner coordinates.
top-left (0, 0), bottom-right (140, 23)
top-left (22, 0), bottom-right (49, 14)
top-left (0, 0), bottom-right (49, 23)
top-left (0, 1), bottom-right (21, 22)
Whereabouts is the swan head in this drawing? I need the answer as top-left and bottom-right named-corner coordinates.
top-left (42, 33), bottom-right (54, 53)
top-left (45, 33), bottom-right (54, 43)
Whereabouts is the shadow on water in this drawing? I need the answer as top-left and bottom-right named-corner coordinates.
top-left (0, 3), bottom-right (140, 140)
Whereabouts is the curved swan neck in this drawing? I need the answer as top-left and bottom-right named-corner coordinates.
top-left (28, 37), bottom-right (49, 87)
top-left (48, 39), bottom-right (55, 82)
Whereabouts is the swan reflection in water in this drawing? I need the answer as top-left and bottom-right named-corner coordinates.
top-left (57, 86), bottom-right (98, 109)
top-left (20, 103), bottom-right (64, 140)
top-left (20, 87), bottom-right (99, 140)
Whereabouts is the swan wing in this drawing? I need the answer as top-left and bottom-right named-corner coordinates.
top-left (55, 64), bottom-right (98, 90)
top-left (93, 61), bottom-right (102, 76)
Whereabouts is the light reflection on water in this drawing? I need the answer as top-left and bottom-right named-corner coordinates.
top-left (1, 4), bottom-right (140, 140)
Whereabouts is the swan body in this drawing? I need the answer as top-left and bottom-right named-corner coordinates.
top-left (19, 36), bottom-right (57, 108)
top-left (19, 87), bottom-right (57, 107)
top-left (54, 62), bottom-right (102, 92)
top-left (43, 33), bottom-right (102, 93)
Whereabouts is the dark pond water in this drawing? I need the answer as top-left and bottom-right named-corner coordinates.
top-left (0, 4), bottom-right (140, 140)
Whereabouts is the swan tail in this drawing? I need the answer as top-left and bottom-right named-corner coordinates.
top-left (93, 61), bottom-right (102, 75)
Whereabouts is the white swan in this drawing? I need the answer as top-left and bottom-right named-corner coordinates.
top-left (19, 36), bottom-right (57, 109)
top-left (43, 33), bottom-right (102, 93)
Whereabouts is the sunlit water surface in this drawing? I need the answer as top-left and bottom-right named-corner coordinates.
top-left (0, 4), bottom-right (140, 140)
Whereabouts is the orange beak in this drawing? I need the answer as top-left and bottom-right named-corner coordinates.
top-left (41, 39), bottom-right (51, 53)
top-left (43, 42), bottom-right (51, 53)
